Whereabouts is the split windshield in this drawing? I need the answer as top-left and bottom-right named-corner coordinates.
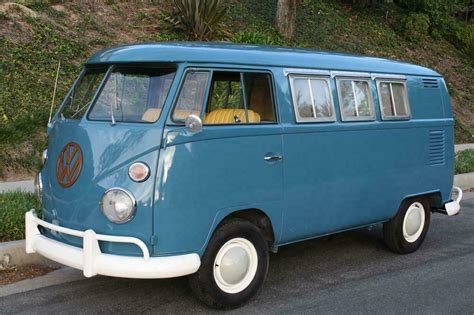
top-left (60, 66), bottom-right (176, 123)
top-left (61, 67), bottom-right (106, 120)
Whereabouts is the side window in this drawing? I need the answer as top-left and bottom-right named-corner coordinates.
top-left (289, 75), bottom-right (335, 122)
top-left (208, 72), bottom-right (244, 113)
top-left (172, 71), bottom-right (209, 122)
top-left (336, 78), bottom-right (375, 121)
top-left (377, 80), bottom-right (410, 120)
top-left (204, 71), bottom-right (276, 125)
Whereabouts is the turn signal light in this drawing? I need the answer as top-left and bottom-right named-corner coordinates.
top-left (128, 162), bottom-right (150, 182)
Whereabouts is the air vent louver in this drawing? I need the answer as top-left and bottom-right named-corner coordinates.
top-left (422, 78), bottom-right (439, 89)
top-left (428, 130), bottom-right (445, 166)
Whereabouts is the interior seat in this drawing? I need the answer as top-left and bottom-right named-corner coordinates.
top-left (141, 108), bottom-right (162, 122)
top-left (247, 76), bottom-right (275, 122)
top-left (204, 108), bottom-right (260, 124)
top-left (142, 108), bottom-right (202, 122)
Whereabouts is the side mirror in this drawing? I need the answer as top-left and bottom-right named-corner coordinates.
top-left (185, 114), bottom-right (203, 133)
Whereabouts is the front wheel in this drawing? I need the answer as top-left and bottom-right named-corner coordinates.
top-left (189, 218), bottom-right (269, 309)
top-left (383, 197), bottom-right (431, 254)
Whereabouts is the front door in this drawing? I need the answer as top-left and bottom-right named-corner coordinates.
top-left (152, 68), bottom-right (284, 255)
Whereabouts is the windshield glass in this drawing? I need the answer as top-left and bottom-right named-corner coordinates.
top-left (60, 67), bottom-right (107, 120)
top-left (88, 67), bottom-right (176, 123)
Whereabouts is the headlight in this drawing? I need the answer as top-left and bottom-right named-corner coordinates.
top-left (100, 188), bottom-right (136, 224)
top-left (34, 173), bottom-right (43, 202)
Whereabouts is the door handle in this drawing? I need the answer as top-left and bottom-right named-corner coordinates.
top-left (264, 154), bottom-right (283, 162)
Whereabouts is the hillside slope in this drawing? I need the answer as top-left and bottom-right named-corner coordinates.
top-left (0, 1), bottom-right (473, 179)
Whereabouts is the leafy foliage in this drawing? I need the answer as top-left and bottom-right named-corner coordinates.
top-left (165, 0), bottom-right (228, 40)
top-left (0, 10), bottom-right (86, 177)
top-left (465, 28), bottom-right (474, 61)
top-left (395, 0), bottom-right (465, 17)
top-left (399, 13), bottom-right (430, 43)
top-left (395, 0), bottom-right (473, 58)
top-left (443, 22), bottom-right (474, 60)
top-left (231, 31), bottom-right (285, 46)
top-left (455, 149), bottom-right (474, 174)
top-left (0, 192), bottom-right (41, 241)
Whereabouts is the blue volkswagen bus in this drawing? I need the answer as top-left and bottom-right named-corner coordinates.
top-left (26, 43), bottom-right (463, 308)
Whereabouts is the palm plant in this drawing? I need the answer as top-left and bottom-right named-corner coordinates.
top-left (166, 0), bottom-right (228, 41)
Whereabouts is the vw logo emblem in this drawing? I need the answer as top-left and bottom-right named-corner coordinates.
top-left (56, 142), bottom-right (83, 188)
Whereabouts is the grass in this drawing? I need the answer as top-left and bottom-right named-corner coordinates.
top-left (455, 149), bottom-right (474, 175)
top-left (0, 192), bottom-right (41, 241)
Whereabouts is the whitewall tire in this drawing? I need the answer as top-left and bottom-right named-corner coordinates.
top-left (213, 238), bottom-right (259, 294)
top-left (384, 197), bottom-right (431, 254)
top-left (402, 202), bottom-right (426, 243)
top-left (189, 218), bottom-right (269, 309)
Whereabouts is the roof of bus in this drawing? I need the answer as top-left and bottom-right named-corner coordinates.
top-left (85, 42), bottom-right (441, 77)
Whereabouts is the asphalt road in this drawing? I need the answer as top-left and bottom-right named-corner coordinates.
top-left (1, 193), bottom-right (473, 314)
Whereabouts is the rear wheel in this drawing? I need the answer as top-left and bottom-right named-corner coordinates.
top-left (189, 218), bottom-right (269, 309)
top-left (383, 197), bottom-right (431, 254)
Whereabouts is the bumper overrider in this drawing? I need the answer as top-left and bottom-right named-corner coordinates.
top-left (25, 210), bottom-right (201, 279)
top-left (442, 186), bottom-right (463, 216)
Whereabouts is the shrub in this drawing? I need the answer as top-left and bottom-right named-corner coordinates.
top-left (455, 149), bottom-right (474, 175)
top-left (396, 0), bottom-right (472, 55)
top-left (165, 0), bottom-right (228, 41)
top-left (395, 0), bottom-right (461, 18)
top-left (231, 31), bottom-right (285, 46)
top-left (465, 28), bottom-right (474, 61)
top-left (0, 192), bottom-right (41, 241)
top-left (399, 13), bottom-right (430, 42)
top-left (436, 19), bottom-right (474, 59)
top-left (452, 23), bottom-right (474, 60)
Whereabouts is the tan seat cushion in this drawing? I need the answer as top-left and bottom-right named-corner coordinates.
top-left (141, 108), bottom-right (162, 122)
top-left (204, 109), bottom-right (260, 124)
top-left (172, 109), bottom-right (201, 121)
top-left (142, 108), bottom-right (202, 122)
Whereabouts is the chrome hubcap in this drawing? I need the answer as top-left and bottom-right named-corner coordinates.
top-left (213, 238), bottom-right (258, 294)
top-left (402, 202), bottom-right (425, 243)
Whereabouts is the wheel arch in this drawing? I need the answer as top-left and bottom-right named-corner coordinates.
top-left (198, 207), bottom-right (277, 256)
top-left (399, 190), bottom-right (442, 214)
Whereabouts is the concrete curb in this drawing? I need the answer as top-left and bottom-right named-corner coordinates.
top-left (0, 180), bottom-right (34, 193)
top-left (0, 267), bottom-right (84, 298)
top-left (455, 143), bottom-right (474, 153)
top-left (0, 240), bottom-right (59, 268)
top-left (454, 172), bottom-right (474, 190)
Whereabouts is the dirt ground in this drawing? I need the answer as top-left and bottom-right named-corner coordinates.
top-left (0, 264), bottom-right (57, 286)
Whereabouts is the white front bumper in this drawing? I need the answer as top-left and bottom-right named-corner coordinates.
top-left (25, 210), bottom-right (201, 279)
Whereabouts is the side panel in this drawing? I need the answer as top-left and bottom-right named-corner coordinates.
top-left (277, 71), bottom-right (453, 244)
